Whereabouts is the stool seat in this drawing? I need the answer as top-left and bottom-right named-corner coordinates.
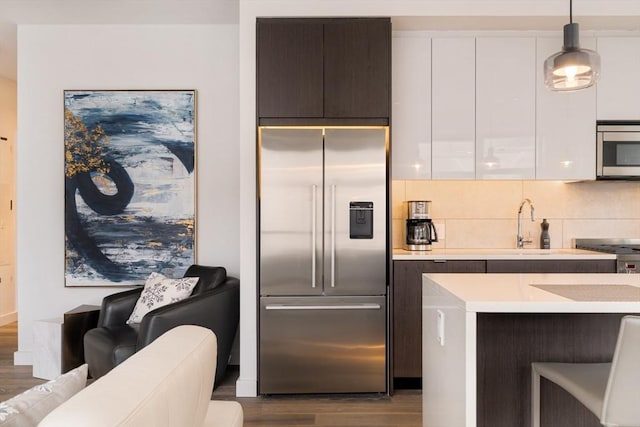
top-left (531, 315), bottom-right (640, 427)
top-left (532, 362), bottom-right (610, 418)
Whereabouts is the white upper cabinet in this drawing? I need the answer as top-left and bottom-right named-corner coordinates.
top-left (476, 37), bottom-right (536, 179)
top-left (390, 32), bottom-right (640, 182)
top-left (597, 37), bottom-right (640, 120)
top-left (431, 37), bottom-right (476, 179)
top-left (536, 36), bottom-right (596, 180)
top-left (391, 33), bottom-right (431, 180)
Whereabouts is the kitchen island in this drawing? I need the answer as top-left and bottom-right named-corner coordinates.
top-left (422, 273), bottom-right (640, 427)
top-left (391, 250), bottom-right (616, 386)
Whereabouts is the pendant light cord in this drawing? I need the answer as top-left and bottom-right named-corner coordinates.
top-left (570, 0), bottom-right (573, 24)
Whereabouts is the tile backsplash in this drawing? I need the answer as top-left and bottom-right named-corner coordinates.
top-left (392, 180), bottom-right (640, 249)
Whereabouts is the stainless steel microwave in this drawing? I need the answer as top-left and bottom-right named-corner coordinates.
top-left (597, 121), bottom-right (640, 179)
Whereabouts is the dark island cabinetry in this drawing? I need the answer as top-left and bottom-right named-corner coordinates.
top-left (257, 18), bottom-right (390, 123)
top-left (392, 258), bottom-right (617, 387)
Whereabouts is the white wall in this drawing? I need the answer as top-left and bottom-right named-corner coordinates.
top-left (0, 76), bottom-right (17, 326)
top-left (16, 24), bottom-right (239, 363)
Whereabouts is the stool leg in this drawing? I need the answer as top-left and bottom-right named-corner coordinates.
top-left (532, 365), bottom-right (541, 427)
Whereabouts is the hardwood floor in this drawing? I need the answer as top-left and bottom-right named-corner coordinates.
top-left (0, 322), bottom-right (44, 401)
top-left (0, 322), bottom-right (422, 426)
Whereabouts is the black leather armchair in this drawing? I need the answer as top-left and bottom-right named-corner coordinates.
top-left (83, 265), bottom-right (239, 387)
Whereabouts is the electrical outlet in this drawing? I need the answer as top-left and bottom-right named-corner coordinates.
top-left (434, 222), bottom-right (445, 240)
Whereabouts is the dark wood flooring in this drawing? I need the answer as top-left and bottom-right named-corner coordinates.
top-left (0, 322), bottom-right (421, 426)
top-left (0, 322), bottom-right (44, 400)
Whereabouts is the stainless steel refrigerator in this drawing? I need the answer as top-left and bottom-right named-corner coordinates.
top-left (258, 126), bottom-right (388, 394)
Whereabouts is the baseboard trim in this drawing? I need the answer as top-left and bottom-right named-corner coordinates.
top-left (14, 350), bottom-right (32, 366)
top-left (235, 377), bottom-right (257, 397)
top-left (0, 311), bottom-right (17, 327)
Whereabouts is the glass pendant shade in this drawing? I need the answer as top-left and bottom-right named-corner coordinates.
top-left (544, 22), bottom-right (600, 91)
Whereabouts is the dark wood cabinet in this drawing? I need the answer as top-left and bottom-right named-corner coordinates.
top-left (257, 18), bottom-right (390, 123)
top-left (257, 21), bottom-right (324, 119)
top-left (486, 259), bottom-right (616, 273)
top-left (393, 260), bottom-right (486, 380)
top-left (323, 19), bottom-right (390, 119)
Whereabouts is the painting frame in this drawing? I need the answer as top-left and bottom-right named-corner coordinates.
top-left (63, 89), bottom-right (197, 287)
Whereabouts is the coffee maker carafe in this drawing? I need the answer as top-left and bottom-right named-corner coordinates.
top-left (404, 201), bottom-right (438, 251)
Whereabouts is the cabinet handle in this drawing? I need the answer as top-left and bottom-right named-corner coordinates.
top-left (433, 259), bottom-right (448, 263)
top-left (265, 304), bottom-right (381, 311)
top-left (311, 185), bottom-right (317, 288)
top-left (331, 184), bottom-right (336, 288)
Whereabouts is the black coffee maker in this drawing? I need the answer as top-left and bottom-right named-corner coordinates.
top-left (404, 200), bottom-right (438, 251)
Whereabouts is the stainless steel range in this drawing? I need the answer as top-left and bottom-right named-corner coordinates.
top-left (575, 238), bottom-right (640, 273)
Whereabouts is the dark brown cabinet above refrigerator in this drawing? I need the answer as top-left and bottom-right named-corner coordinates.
top-left (257, 18), bottom-right (391, 124)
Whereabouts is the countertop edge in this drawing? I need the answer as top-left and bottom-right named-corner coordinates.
top-left (422, 273), bottom-right (640, 313)
top-left (394, 249), bottom-right (617, 261)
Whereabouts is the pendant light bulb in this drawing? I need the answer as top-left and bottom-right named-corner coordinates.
top-left (544, 1), bottom-right (600, 91)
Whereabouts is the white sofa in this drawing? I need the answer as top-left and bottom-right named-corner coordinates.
top-left (39, 325), bottom-right (243, 427)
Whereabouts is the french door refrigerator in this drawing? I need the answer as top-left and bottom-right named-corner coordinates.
top-left (258, 126), bottom-right (388, 394)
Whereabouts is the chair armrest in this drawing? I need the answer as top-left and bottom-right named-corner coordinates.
top-left (98, 287), bottom-right (143, 328)
top-left (137, 277), bottom-right (240, 385)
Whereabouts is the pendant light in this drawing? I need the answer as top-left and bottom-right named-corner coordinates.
top-left (544, 0), bottom-right (600, 91)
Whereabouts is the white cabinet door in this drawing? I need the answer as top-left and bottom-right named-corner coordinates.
top-left (432, 37), bottom-right (475, 179)
top-left (597, 37), bottom-right (640, 120)
top-left (476, 37), bottom-right (536, 179)
top-left (391, 33), bottom-right (431, 180)
top-left (536, 36), bottom-right (596, 180)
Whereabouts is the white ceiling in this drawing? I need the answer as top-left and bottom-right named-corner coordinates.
top-left (0, 0), bottom-right (239, 81)
top-left (2, 1), bottom-right (640, 81)
top-left (392, 15), bottom-right (640, 32)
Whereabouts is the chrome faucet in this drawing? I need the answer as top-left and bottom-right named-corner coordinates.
top-left (517, 198), bottom-right (535, 248)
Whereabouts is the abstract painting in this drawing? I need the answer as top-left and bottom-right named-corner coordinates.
top-left (64, 90), bottom-right (196, 287)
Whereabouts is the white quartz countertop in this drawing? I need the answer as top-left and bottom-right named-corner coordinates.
top-left (423, 273), bottom-right (640, 313)
top-left (394, 248), bottom-right (616, 260)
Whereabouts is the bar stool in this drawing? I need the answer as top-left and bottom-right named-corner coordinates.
top-left (531, 315), bottom-right (640, 427)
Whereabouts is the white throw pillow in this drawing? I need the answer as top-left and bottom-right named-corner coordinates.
top-left (0, 364), bottom-right (88, 427)
top-left (126, 272), bottom-right (199, 324)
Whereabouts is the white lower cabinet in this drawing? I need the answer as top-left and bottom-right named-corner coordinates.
top-left (476, 37), bottom-right (536, 180)
top-left (431, 37), bottom-right (476, 180)
top-left (536, 36), bottom-right (597, 180)
top-left (391, 33), bottom-right (431, 180)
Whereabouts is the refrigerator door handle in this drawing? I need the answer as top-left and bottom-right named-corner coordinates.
top-left (265, 303), bottom-right (382, 311)
top-left (331, 184), bottom-right (336, 288)
top-left (311, 184), bottom-right (317, 289)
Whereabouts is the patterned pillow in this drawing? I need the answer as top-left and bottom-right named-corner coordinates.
top-left (126, 272), bottom-right (199, 324)
top-left (0, 364), bottom-right (87, 426)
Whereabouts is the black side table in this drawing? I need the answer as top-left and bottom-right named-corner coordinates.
top-left (62, 305), bottom-right (100, 373)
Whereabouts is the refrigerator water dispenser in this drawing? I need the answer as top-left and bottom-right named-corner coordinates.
top-left (349, 201), bottom-right (374, 239)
